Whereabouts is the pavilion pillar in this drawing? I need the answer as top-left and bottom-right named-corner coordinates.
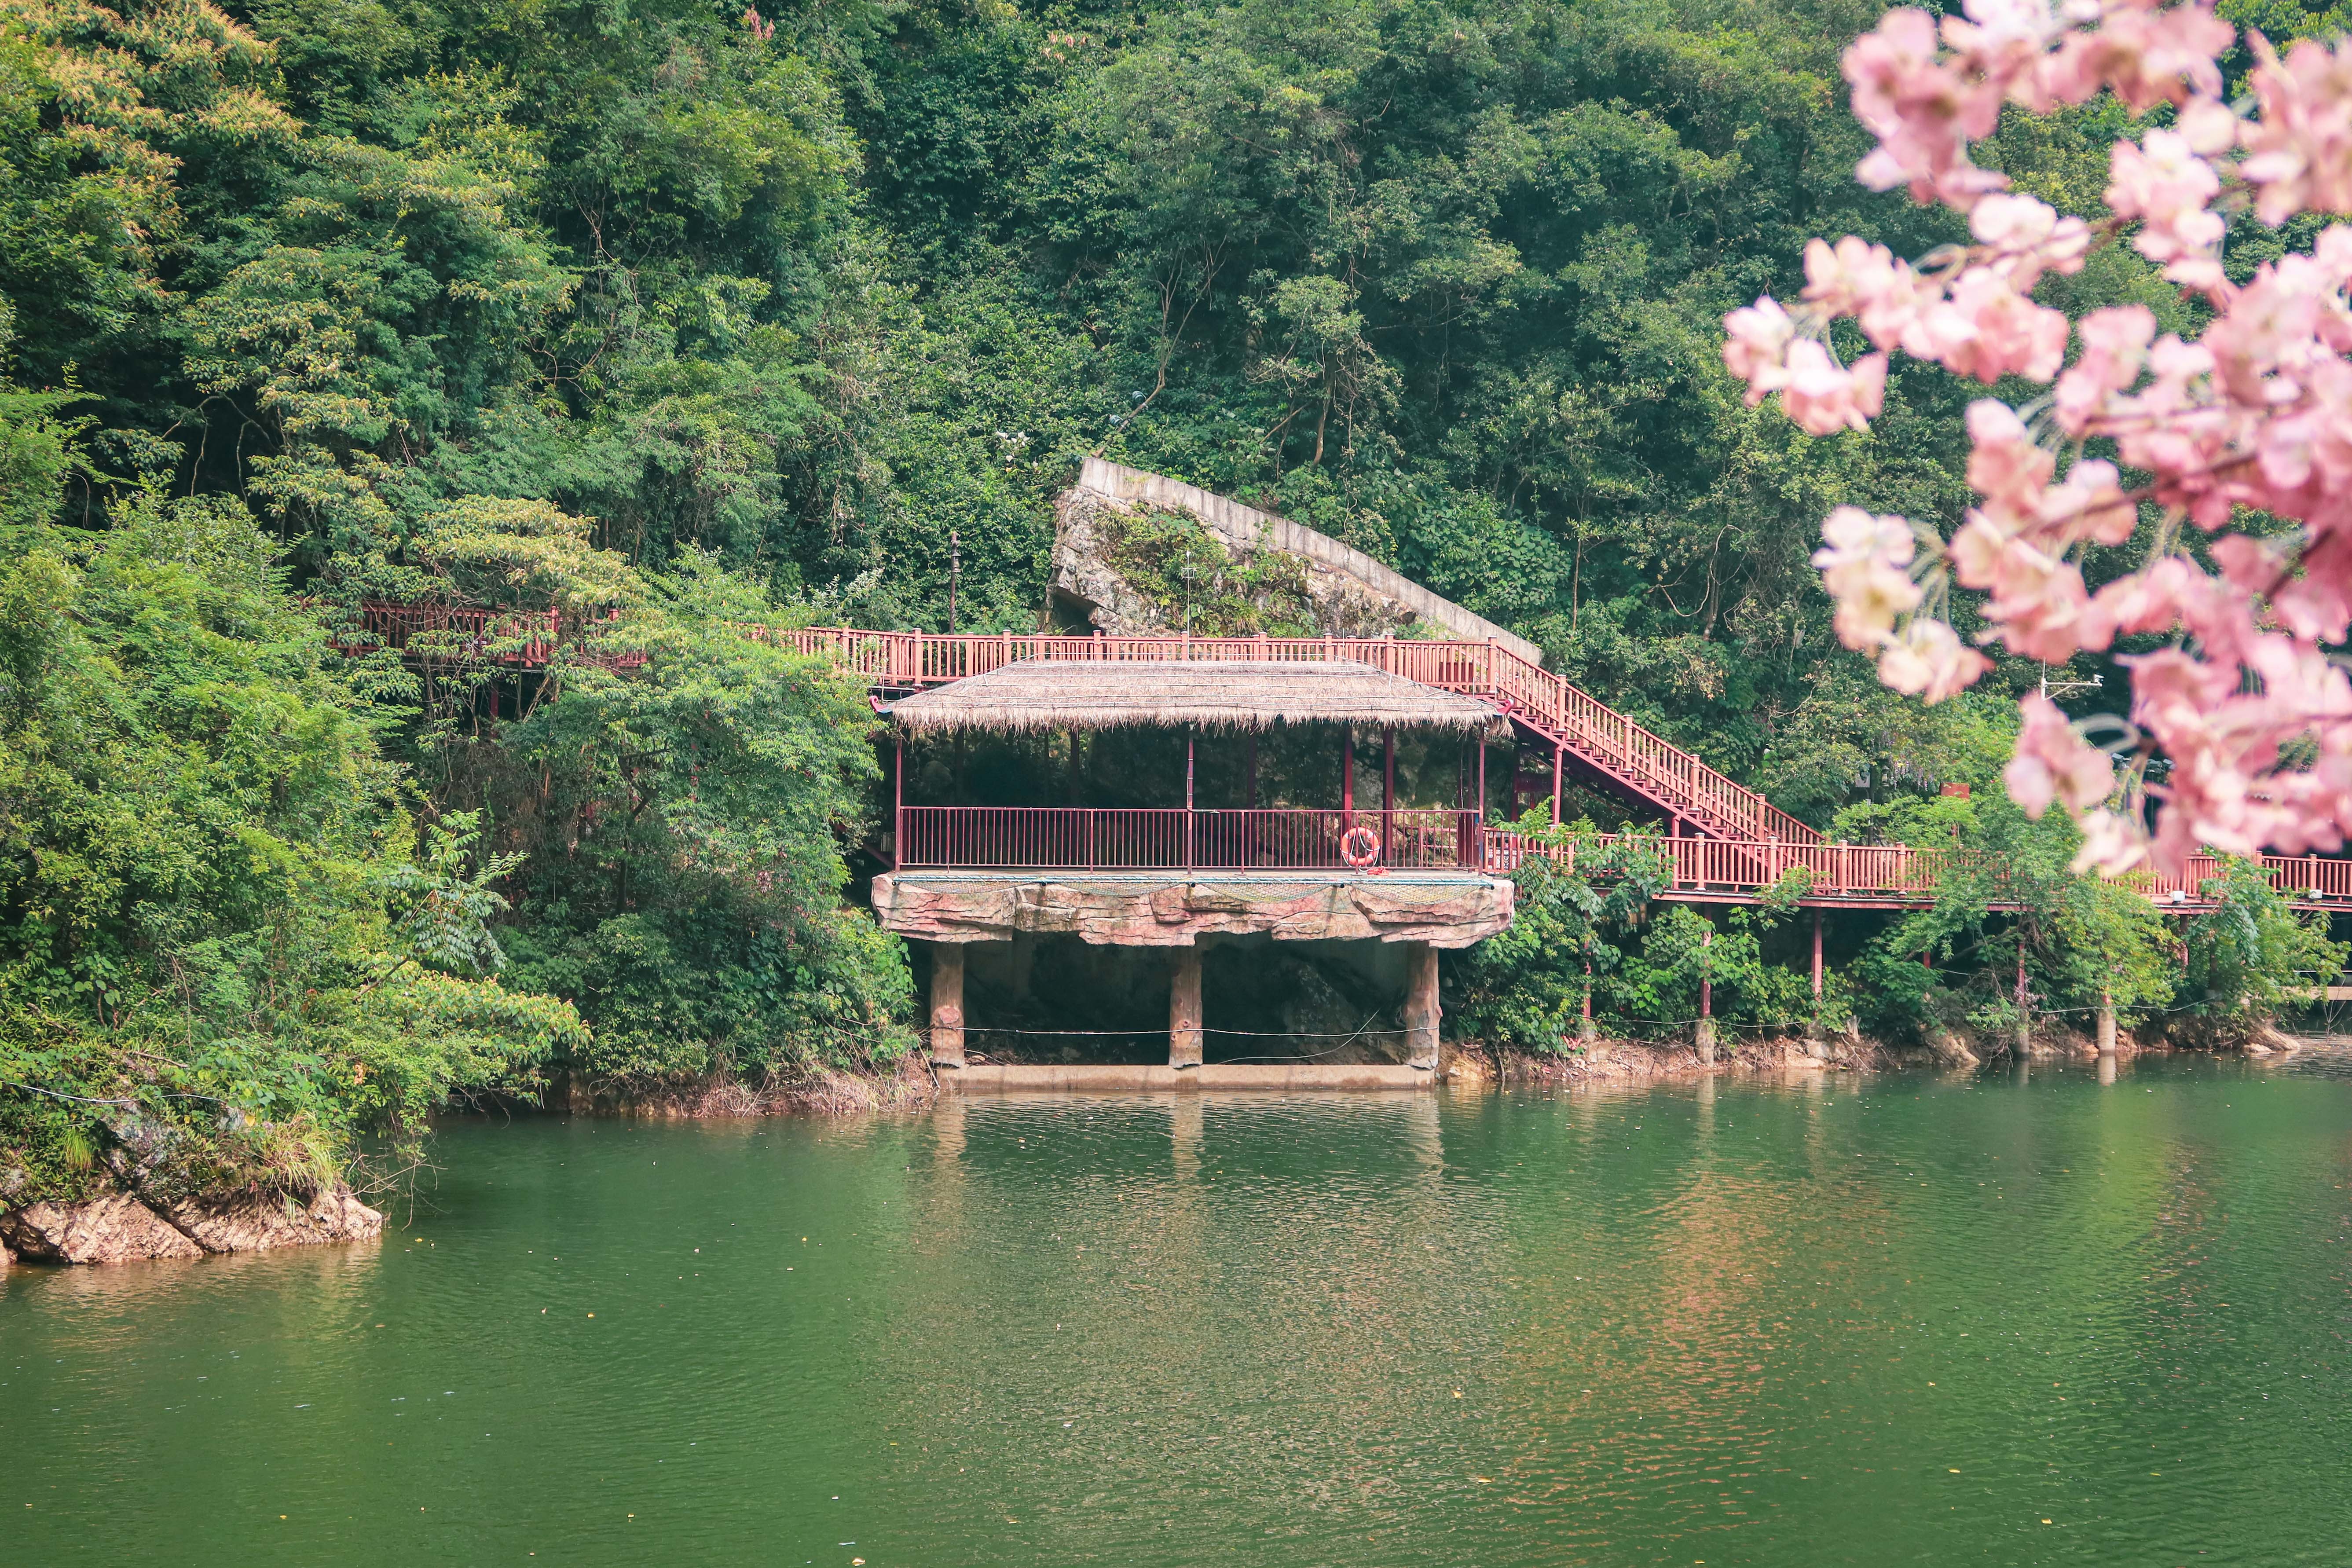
top-left (1551, 742), bottom-right (1564, 826)
top-left (929, 942), bottom-right (966, 1070)
top-left (2096, 989), bottom-right (2117, 1061)
top-left (1383, 727), bottom-right (1395, 857)
top-left (1810, 909), bottom-right (1824, 998)
top-left (1169, 947), bottom-right (1204, 1070)
top-left (1404, 941), bottom-right (1440, 1071)
top-left (1342, 725), bottom-right (1355, 823)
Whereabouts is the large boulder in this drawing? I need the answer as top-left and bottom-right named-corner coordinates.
top-left (165, 1187), bottom-right (384, 1253)
top-left (0, 1192), bottom-right (203, 1263)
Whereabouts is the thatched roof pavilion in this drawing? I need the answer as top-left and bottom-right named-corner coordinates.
top-left (883, 659), bottom-right (1503, 736)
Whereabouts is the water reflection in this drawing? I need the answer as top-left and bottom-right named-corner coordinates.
top-left (4, 1059), bottom-right (2352, 1568)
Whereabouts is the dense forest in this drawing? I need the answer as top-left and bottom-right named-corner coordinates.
top-left (2, 0), bottom-right (2344, 1202)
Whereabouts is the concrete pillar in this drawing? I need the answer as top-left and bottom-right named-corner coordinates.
top-left (2015, 939), bottom-right (2031, 1060)
top-left (929, 942), bottom-right (966, 1069)
top-left (1169, 946), bottom-right (1203, 1069)
top-left (2096, 990), bottom-right (2117, 1060)
top-left (1405, 941), bottom-right (1441, 1070)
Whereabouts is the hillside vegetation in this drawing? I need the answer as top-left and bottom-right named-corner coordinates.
top-left (0, 0), bottom-right (2341, 1200)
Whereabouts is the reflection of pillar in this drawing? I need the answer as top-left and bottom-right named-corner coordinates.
top-left (1170, 1094), bottom-right (1202, 1180)
top-left (2098, 1052), bottom-right (2118, 1086)
top-left (1404, 1090), bottom-right (1442, 1169)
top-left (929, 942), bottom-right (966, 1069)
top-left (1405, 941), bottom-right (1440, 1071)
top-left (1169, 946), bottom-right (1203, 1069)
top-left (932, 1093), bottom-right (966, 1164)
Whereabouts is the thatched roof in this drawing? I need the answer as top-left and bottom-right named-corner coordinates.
top-left (884, 660), bottom-right (1505, 735)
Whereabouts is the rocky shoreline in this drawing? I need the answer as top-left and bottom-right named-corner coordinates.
top-left (0, 1184), bottom-right (382, 1268)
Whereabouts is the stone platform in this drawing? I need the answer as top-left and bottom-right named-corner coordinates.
top-left (870, 869), bottom-right (1513, 948)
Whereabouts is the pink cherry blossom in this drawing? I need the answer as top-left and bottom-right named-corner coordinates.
top-left (1722, 297), bottom-right (1795, 395)
top-left (1780, 344), bottom-right (1889, 435)
top-left (1724, 0), bottom-right (2352, 872)
top-left (2006, 692), bottom-right (2118, 817)
top-left (1877, 617), bottom-right (1992, 702)
top-left (2240, 34), bottom-right (2352, 226)
top-left (2105, 129), bottom-right (2225, 287)
top-left (1812, 506), bottom-right (1923, 648)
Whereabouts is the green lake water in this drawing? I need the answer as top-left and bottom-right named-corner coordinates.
top-left (7, 1055), bottom-right (2352, 1566)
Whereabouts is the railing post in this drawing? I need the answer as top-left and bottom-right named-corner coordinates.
top-left (1186, 733), bottom-right (1196, 871)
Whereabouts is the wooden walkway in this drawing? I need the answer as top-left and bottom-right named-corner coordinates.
top-left (348, 607), bottom-right (2352, 916)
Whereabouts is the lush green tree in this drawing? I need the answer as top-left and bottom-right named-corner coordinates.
top-left (488, 555), bottom-right (915, 1089)
top-left (0, 490), bottom-right (580, 1203)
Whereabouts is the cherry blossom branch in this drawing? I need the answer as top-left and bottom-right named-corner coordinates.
top-left (1720, 0), bottom-right (2352, 873)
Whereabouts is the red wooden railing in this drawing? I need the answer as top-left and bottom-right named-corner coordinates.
top-left (359, 607), bottom-right (1810, 844)
top-left (898, 807), bottom-right (1484, 871)
top-left (1485, 830), bottom-right (1961, 901)
top-left (346, 602), bottom-right (645, 670)
top-left (1484, 830), bottom-right (2352, 911)
top-left (751, 625), bottom-right (1819, 845)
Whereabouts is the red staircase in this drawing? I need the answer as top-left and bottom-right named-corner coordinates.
top-left (758, 626), bottom-right (1821, 845)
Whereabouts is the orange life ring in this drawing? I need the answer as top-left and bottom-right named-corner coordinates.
top-left (1339, 824), bottom-right (1382, 868)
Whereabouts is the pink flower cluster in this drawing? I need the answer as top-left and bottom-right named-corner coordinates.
top-left (1723, 1), bottom-right (2352, 873)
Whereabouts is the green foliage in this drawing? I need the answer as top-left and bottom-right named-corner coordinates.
top-left (2180, 862), bottom-right (2346, 1040)
top-left (1447, 812), bottom-right (1669, 1052)
top-left (2, 0), bottom-right (2340, 1144)
top-left (1094, 506), bottom-right (1320, 635)
top-left (0, 493), bottom-right (580, 1202)
top-left (492, 553), bottom-right (915, 1088)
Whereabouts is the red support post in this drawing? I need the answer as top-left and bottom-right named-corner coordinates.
top-left (1811, 909), bottom-right (1823, 998)
top-left (1383, 727), bottom-right (1395, 857)
top-left (1186, 733), bottom-right (1196, 871)
top-left (1343, 725), bottom-right (1355, 824)
top-left (1552, 741), bottom-right (1564, 827)
top-left (894, 737), bottom-right (904, 870)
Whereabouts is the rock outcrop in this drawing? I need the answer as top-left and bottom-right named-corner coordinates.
top-left (1051, 458), bottom-right (1542, 660)
top-left (0, 1183), bottom-right (383, 1265)
top-left (165, 1187), bottom-right (385, 1254)
top-left (0, 1192), bottom-right (204, 1263)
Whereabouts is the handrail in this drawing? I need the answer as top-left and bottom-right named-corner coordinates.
top-left (896, 806), bottom-right (1483, 872)
top-left (361, 605), bottom-right (1816, 843)
top-left (1484, 830), bottom-right (2352, 911)
top-left (750, 625), bottom-right (1822, 845)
